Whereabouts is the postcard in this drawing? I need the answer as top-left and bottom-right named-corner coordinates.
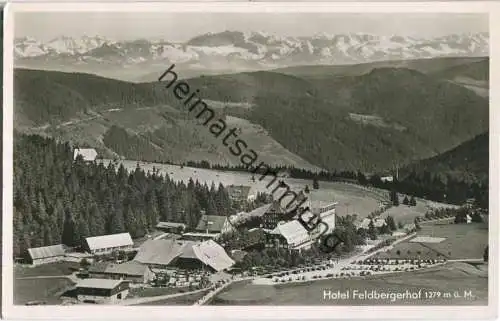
top-left (2, 2), bottom-right (497, 320)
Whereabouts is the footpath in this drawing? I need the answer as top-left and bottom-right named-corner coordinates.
top-left (118, 288), bottom-right (208, 306)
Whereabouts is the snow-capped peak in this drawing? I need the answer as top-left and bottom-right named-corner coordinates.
top-left (14, 31), bottom-right (489, 77)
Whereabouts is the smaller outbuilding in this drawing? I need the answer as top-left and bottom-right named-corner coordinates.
top-left (156, 222), bottom-right (186, 233)
top-left (75, 278), bottom-right (129, 304)
top-left (73, 148), bottom-right (98, 162)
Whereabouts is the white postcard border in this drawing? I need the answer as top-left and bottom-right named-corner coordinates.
top-left (2, 2), bottom-right (499, 320)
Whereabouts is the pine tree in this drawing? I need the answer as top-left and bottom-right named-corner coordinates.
top-left (391, 190), bottom-right (400, 206)
top-left (403, 196), bottom-right (409, 205)
top-left (61, 211), bottom-right (77, 247)
top-left (13, 208), bottom-right (24, 257)
top-left (385, 216), bottom-right (397, 231)
top-left (110, 206), bottom-right (126, 234)
top-left (414, 217), bottom-right (421, 231)
top-left (312, 178), bottom-right (319, 190)
top-left (409, 196), bottom-right (417, 206)
top-left (368, 220), bottom-right (377, 240)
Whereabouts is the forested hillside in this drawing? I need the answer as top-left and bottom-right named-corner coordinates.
top-left (402, 132), bottom-right (488, 184)
top-left (189, 67), bottom-right (488, 171)
top-left (15, 57), bottom-right (489, 172)
top-left (13, 133), bottom-right (233, 257)
top-left (431, 59), bottom-right (489, 81)
top-left (273, 56), bottom-right (488, 79)
top-left (14, 69), bottom-right (320, 170)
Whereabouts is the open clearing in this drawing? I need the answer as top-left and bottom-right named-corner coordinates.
top-left (100, 159), bottom-right (455, 222)
top-left (380, 195), bottom-right (458, 225)
top-left (129, 287), bottom-right (189, 298)
top-left (211, 262), bottom-right (487, 305)
top-left (15, 262), bottom-right (79, 278)
top-left (375, 223), bottom-right (488, 260)
top-left (14, 277), bottom-right (75, 305)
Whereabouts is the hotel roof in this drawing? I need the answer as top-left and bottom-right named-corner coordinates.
top-left (192, 240), bottom-right (235, 272)
top-left (272, 220), bottom-right (310, 247)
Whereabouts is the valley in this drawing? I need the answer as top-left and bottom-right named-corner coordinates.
top-left (14, 56), bottom-right (489, 174)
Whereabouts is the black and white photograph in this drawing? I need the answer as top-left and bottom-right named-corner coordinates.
top-left (1, 2), bottom-right (497, 320)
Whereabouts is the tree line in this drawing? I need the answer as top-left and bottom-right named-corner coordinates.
top-left (177, 161), bottom-right (488, 209)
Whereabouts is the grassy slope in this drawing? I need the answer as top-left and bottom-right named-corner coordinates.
top-left (375, 223), bottom-right (488, 260)
top-left (213, 262), bottom-right (487, 305)
top-left (14, 278), bottom-right (75, 305)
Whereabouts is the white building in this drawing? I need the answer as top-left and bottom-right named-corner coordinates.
top-left (269, 206), bottom-right (336, 251)
top-left (76, 279), bottom-right (129, 304)
top-left (84, 233), bottom-right (134, 255)
top-left (381, 176), bottom-right (394, 183)
top-left (74, 148), bottom-right (98, 162)
top-left (271, 220), bottom-right (312, 250)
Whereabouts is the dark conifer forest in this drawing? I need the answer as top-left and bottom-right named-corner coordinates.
top-left (13, 134), bottom-right (232, 257)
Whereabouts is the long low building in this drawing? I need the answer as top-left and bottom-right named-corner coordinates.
top-left (156, 222), bottom-right (187, 233)
top-left (26, 244), bottom-right (67, 265)
top-left (84, 233), bottom-right (134, 255)
top-left (133, 239), bottom-right (234, 272)
top-left (88, 260), bottom-right (155, 284)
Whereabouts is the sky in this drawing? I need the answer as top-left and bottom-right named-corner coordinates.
top-left (15, 12), bottom-right (488, 42)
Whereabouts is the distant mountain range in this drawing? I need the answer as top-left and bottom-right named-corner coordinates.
top-left (15, 31), bottom-right (489, 81)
